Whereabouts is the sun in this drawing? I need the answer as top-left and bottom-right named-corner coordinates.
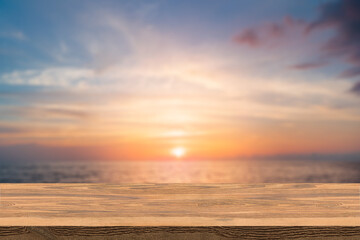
top-left (171, 147), bottom-right (186, 158)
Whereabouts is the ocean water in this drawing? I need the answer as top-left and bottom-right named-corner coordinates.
top-left (0, 160), bottom-right (360, 183)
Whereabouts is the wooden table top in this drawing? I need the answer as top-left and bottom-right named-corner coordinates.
top-left (0, 183), bottom-right (359, 226)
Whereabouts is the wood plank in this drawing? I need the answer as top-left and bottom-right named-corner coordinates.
top-left (0, 184), bottom-right (359, 239)
top-left (0, 226), bottom-right (360, 239)
top-left (0, 183), bottom-right (359, 226)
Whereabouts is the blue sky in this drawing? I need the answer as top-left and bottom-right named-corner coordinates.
top-left (0, 0), bottom-right (325, 72)
top-left (0, 0), bottom-right (359, 160)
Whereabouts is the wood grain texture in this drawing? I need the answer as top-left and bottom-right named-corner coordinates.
top-left (0, 183), bottom-right (359, 227)
top-left (1, 226), bottom-right (360, 239)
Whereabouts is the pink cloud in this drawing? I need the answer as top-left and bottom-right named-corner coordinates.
top-left (289, 61), bottom-right (328, 70)
top-left (233, 29), bottom-right (260, 47)
top-left (233, 0), bottom-right (360, 96)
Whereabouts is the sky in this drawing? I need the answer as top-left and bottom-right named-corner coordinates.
top-left (0, 0), bottom-right (360, 161)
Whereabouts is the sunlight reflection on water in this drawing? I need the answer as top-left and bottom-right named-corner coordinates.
top-left (0, 160), bottom-right (360, 183)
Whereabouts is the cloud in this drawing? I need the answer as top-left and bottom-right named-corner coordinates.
top-left (289, 61), bottom-right (328, 70)
top-left (41, 108), bottom-right (92, 119)
top-left (234, 0), bottom-right (360, 96)
top-left (1, 3), bottom-right (360, 151)
top-left (0, 106), bottom-right (93, 122)
top-left (0, 126), bottom-right (26, 134)
top-left (306, 0), bottom-right (360, 64)
top-left (1, 68), bottom-right (94, 87)
top-left (306, 0), bottom-right (360, 95)
top-left (0, 144), bottom-right (107, 162)
top-left (233, 16), bottom-right (305, 48)
top-left (339, 67), bottom-right (360, 78)
top-left (350, 81), bottom-right (360, 95)
top-left (233, 29), bottom-right (260, 47)
top-left (0, 31), bottom-right (26, 41)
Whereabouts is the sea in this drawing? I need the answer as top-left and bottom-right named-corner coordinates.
top-left (0, 159), bottom-right (359, 183)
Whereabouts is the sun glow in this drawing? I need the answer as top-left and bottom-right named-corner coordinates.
top-left (171, 147), bottom-right (186, 158)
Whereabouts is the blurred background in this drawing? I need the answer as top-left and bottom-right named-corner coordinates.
top-left (0, 0), bottom-right (359, 183)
